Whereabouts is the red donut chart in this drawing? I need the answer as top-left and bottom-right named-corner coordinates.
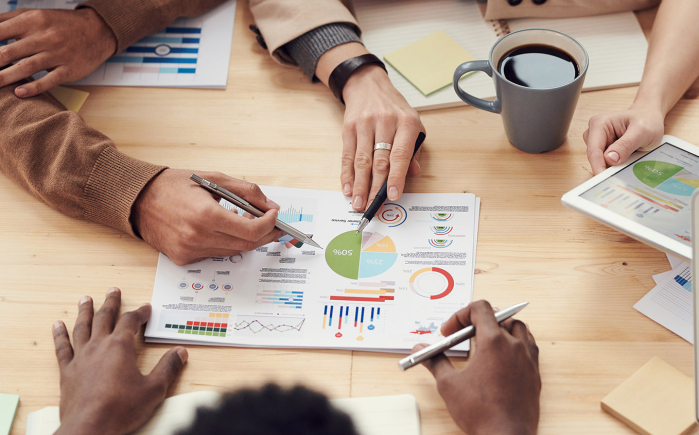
top-left (409, 267), bottom-right (455, 300)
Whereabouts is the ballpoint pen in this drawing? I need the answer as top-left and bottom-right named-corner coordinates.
top-left (397, 302), bottom-right (529, 371)
top-left (355, 132), bottom-right (426, 234)
top-left (190, 174), bottom-right (323, 249)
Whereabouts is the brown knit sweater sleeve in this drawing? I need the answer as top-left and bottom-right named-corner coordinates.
top-left (78, 0), bottom-right (229, 53)
top-left (0, 80), bottom-right (165, 237)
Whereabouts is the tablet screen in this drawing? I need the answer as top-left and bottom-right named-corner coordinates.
top-left (580, 143), bottom-right (699, 246)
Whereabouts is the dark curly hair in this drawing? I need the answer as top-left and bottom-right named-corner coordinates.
top-left (177, 384), bottom-right (359, 435)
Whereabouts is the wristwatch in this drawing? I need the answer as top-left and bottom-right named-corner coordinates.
top-left (328, 54), bottom-right (387, 104)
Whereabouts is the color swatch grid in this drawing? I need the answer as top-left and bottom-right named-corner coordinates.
top-left (674, 268), bottom-right (691, 291)
top-left (162, 312), bottom-right (229, 337)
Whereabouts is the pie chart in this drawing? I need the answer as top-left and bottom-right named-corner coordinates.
top-left (409, 267), bottom-right (454, 300)
top-left (326, 231), bottom-right (398, 279)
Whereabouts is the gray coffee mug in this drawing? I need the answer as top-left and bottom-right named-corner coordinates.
top-left (453, 28), bottom-right (589, 153)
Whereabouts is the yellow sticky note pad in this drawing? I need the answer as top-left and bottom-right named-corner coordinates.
top-left (601, 357), bottom-right (696, 435)
top-left (384, 31), bottom-right (475, 96)
top-left (48, 86), bottom-right (90, 112)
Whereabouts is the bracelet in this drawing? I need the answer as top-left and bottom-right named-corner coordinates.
top-left (328, 54), bottom-right (387, 104)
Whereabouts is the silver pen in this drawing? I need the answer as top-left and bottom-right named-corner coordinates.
top-left (398, 302), bottom-right (529, 371)
top-left (190, 174), bottom-right (322, 249)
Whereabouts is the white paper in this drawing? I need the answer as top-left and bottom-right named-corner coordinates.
top-left (634, 263), bottom-right (693, 343)
top-left (652, 270), bottom-right (674, 285)
top-left (667, 253), bottom-right (685, 269)
top-left (145, 187), bottom-right (479, 354)
top-left (0, 0), bottom-right (236, 89)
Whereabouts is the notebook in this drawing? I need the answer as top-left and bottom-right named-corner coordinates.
top-left (352, 0), bottom-right (648, 111)
top-left (25, 392), bottom-right (421, 435)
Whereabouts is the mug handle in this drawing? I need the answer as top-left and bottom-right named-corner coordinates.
top-left (453, 60), bottom-right (501, 114)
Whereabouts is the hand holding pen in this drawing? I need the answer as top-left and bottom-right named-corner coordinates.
top-left (133, 169), bottom-right (286, 266)
top-left (410, 301), bottom-right (541, 435)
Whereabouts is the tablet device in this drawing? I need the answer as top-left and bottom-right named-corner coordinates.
top-left (562, 135), bottom-right (699, 261)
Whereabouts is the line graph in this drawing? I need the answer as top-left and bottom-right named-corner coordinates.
top-left (234, 315), bottom-right (305, 336)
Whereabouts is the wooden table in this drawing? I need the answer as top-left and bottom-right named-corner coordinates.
top-left (1, 3), bottom-right (695, 434)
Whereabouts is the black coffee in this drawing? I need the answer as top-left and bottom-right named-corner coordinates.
top-left (498, 44), bottom-right (579, 89)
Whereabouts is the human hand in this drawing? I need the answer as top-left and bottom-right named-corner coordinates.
top-left (53, 288), bottom-right (188, 435)
top-left (0, 8), bottom-right (116, 97)
top-left (342, 66), bottom-right (425, 211)
top-left (584, 105), bottom-right (665, 175)
top-left (132, 169), bottom-right (284, 266)
top-left (413, 300), bottom-right (541, 435)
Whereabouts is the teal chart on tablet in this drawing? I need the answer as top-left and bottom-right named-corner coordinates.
top-left (580, 144), bottom-right (699, 245)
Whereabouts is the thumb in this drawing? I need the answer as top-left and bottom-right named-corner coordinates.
top-left (412, 343), bottom-right (455, 380)
top-left (148, 347), bottom-right (188, 393)
top-left (604, 125), bottom-right (653, 167)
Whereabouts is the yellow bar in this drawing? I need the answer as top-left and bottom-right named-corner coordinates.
top-left (345, 289), bottom-right (386, 295)
top-left (323, 315), bottom-right (326, 329)
top-left (360, 322), bottom-right (363, 333)
top-left (634, 188), bottom-right (683, 209)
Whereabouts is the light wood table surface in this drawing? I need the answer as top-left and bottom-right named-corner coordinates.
top-left (1, 3), bottom-right (696, 434)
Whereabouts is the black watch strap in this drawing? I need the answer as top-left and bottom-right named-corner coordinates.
top-left (328, 54), bottom-right (387, 104)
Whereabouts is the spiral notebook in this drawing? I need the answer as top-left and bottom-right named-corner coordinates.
top-left (352, 0), bottom-right (649, 111)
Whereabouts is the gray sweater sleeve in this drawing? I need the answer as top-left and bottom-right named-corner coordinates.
top-left (282, 23), bottom-right (363, 82)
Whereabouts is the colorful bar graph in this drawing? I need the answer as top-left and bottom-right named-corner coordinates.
top-left (256, 289), bottom-right (303, 309)
top-left (278, 205), bottom-right (314, 223)
top-left (323, 305), bottom-right (327, 329)
top-left (329, 306), bottom-right (334, 327)
top-left (360, 307), bottom-right (365, 333)
top-left (354, 307), bottom-right (359, 327)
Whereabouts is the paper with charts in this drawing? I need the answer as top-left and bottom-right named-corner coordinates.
top-left (145, 187), bottom-right (479, 354)
top-left (0, 0), bottom-right (236, 89)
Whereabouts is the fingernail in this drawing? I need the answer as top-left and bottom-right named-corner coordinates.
top-left (53, 320), bottom-right (63, 330)
top-left (15, 87), bottom-right (27, 97)
top-left (353, 196), bottom-right (363, 209)
top-left (177, 347), bottom-right (189, 364)
top-left (415, 160), bottom-right (421, 170)
top-left (266, 199), bottom-right (279, 209)
top-left (140, 302), bottom-right (151, 308)
top-left (107, 287), bottom-right (120, 295)
top-left (388, 187), bottom-right (399, 201)
top-left (492, 306), bottom-right (500, 311)
top-left (607, 151), bottom-right (620, 163)
top-left (79, 295), bottom-right (91, 305)
top-left (343, 184), bottom-right (351, 196)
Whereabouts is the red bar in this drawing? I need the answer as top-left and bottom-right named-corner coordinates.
top-left (187, 321), bottom-right (193, 326)
top-left (214, 323), bottom-right (221, 327)
top-left (208, 322), bottom-right (214, 327)
top-left (330, 295), bottom-right (394, 302)
top-left (221, 323), bottom-right (228, 328)
top-left (193, 322), bottom-right (200, 326)
top-left (617, 185), bottom-right (679, 212)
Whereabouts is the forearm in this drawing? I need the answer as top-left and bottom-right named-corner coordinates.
top-left (633, 0), bottom-right (699, 115)
top-left (0, 80), bottom-right (165, 236)
top-left (78, 0), bottom-right (228, 53)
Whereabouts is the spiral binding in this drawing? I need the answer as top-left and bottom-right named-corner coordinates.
top-left (491, 19), bottom-right (511, 37)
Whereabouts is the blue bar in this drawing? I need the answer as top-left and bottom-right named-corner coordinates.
top-left (329, 306), bottom-right (334, 326)
top-left (159, 68), bottom-right (178, 74)
top-left (377, 307), bottom-right (381, 317)
top-left (178, 68), bottom-right (196, 74)
top-left (360, 307), bottom-right (365, 323)
top-left (166, 27), bottom-right (202, 34)
top-left (126, 47), bottom-right (199, 54)
top-left (371, 307), bottom-right (374, 322)
top-left (354, 307), bottom-right (359, 324)
top-left (284, 302), bottom-right (302, 306)
top-left (138, 37), bottom-right (199, 44)
top-left (108, 57), bottom-right (145, 63)
top-left (292, 291), bottom-right (303, 294)
top-left (144, 57), bottom-right (197, 64)
top-left (324, 305), bottom-right (327, 315)
top-left (345, 306), bottom-right (349, 324)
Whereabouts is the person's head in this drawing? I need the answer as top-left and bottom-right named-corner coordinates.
top-left (177, 384), bottom-right (360, 435)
